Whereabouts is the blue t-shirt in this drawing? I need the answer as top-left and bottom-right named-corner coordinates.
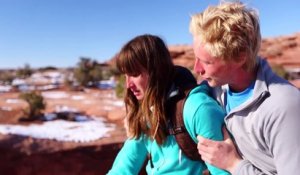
top-left (225, 82), bottom-right (255, 114)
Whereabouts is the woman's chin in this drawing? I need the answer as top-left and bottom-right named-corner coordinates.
top-left (134, 94), bottom-right (144, 100)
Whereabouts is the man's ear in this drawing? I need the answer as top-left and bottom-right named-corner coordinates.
top-left (235, 53), bottom-right (247, 68)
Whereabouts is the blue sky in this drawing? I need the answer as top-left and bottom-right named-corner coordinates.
top-left (0, 0), bottom-right (299, 69)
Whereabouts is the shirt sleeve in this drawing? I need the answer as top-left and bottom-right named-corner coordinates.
top-left (183, 87), bottom-right (230, 175)
top-left (107, 137), bottom-right (148, 175)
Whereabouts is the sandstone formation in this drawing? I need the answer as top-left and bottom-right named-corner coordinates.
top-left (0, 32), bottom-right (299, 175)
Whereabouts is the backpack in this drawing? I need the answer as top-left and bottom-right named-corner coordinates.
top-left (166, 66), bottom-right (203, 161)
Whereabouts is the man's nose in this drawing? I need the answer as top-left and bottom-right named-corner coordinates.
top-left (193, 59), bottom-right (204, 76)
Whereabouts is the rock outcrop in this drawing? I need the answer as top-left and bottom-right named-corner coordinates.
top-left (1, 32), bottom-right (299, 175)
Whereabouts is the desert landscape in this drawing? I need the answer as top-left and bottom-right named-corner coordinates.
top-left (0, 32), bottom-right (299, 175)
top-left (0, 88), bottom-right (132, 175)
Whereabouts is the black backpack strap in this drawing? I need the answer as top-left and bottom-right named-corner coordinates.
top-left (168, 85), bottom-right (203, 161)
top-left (166, 66), bottom-right (203, 161)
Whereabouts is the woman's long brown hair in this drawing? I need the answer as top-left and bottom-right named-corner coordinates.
top-left (116, 34), bottom-right (174, 144)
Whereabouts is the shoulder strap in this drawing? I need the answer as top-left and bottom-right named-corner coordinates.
top-left (168, 84), bottom-right (203, 161)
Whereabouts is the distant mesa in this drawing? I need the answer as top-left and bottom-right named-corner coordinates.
top-left (107, 32), bottom-right (300, 72)
top-left (108, 32), bottom-right (300, 88)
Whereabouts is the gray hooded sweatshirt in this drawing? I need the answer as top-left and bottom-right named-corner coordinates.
top-left (214, 58), bottom-right (300, 175)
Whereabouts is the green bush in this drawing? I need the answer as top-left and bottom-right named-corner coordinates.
top-left (115, 75), bottom-right (126, 98)
top-left (19, 91), bottom-right (46, 119)
top-left (73, 57), bottom-right (103, 87)
top-left (0, 71), bottom-right (15, 84)
top-left (16, 64), bottom-right (33, 78)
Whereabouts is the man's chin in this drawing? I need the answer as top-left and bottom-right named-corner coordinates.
top-left (207, 80), bottom-right (219, 87)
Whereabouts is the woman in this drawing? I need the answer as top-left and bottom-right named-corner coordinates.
top-left (107, 34), bottom-right (229, 175)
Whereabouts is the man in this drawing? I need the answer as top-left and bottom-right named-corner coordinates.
top-left (189, 1), bottom-right (300, 175)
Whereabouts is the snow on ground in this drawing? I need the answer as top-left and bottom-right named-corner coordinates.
top-left (112, 101), bottom-right (124, 107)
top-left (102, 99), bottom-right (124, 107)
top-left (0, 106), bottom-right (12, 111)
top-left (71, 95), bottom-right (85, 100)
top-left (0, 117), bottom-right (115, 143)
top-left (41, 91), bottom-right (69, 99)
top-left (55, 105), bottom-right (78, 112)
top-left (6, 99), bottom-right (22, 104)
top-left (0, 85), bottom-right (12, 92)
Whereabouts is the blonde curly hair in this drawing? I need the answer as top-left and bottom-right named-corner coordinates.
top-left (190, 1), bottom-right (261, 71)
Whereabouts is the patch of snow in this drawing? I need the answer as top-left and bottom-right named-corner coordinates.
top-left (11, 78), bottom-right (26, 86)
top-left (71, 95), bottom-right (85, 100)
top-left (0, 118), bottom-right (115, 143)
top-left (6, 99), bottom-right (22, 104)
top-left (103, 106), bottom-right (113, 110)
top-left (43, 113), bottom-right (57, 121)
top-left (42, 91), bottom-right (69, 99)
top-left (0, 85), bottom-right (12, 92)
top-left (112, 101), bottom-right (124, 107)
top-left (96, 80), bottom-right (116, 89)
top-left (103, 100), bottom-right (124, 107)
top-left (55, 105), bottom-right (78, 113)
top-left (0, 106), bottom-right (12, 111)
top-left (37, 84), bottom-right (59, 91)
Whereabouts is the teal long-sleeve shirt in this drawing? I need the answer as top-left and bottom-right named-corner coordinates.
top-left (107, 84), bottom-right (229, 175)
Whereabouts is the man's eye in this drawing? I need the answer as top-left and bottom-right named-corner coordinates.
top-left (202, 60), bottom-right (213, 65)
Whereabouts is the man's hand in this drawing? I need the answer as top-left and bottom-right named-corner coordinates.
top-left (197, 126), bottom-right (242, 173)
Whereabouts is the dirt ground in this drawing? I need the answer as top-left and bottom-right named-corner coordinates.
top-left (0, 88), bottom-right (125, 123)
top-left (0, 88), bottom-right (148, 175)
